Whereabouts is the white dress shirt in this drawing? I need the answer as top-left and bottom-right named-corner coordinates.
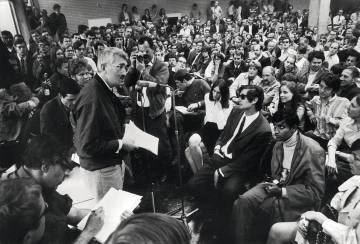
top-left (219, 111), bottom-right (259, 159)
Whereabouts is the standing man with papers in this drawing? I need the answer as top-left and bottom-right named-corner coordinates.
top-left (74, 47), bottom-right (136, 202)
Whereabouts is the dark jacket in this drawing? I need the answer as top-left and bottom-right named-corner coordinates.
top-left (210, 23), bottom-right (227, 34)
top-left (73, 74), bottom-right (126, 170)
top-left (243, 24), bottom-right (259, 35)
top-left (40, 96), bottom-right (73, 150)
top-left (223, 60), bottom-right (247, 81)
top-left (125, 57), bottom-right (169, 118)
top-left (267, 133), bottom-right (325, 221)
top-left (8, 54), bottom-right (34, 89)
top-left (216, 107), bottom-right (272, 177)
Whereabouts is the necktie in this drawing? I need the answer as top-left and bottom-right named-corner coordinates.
top-left (20, 58), bottom-right (26, 74)
top-left (227, 116), bottom-right (246, 154)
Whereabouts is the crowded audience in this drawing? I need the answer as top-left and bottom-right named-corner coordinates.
top-left (2, 0), bottom-right (360, 243)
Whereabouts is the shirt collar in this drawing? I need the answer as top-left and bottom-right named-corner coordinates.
top-left (244, 111), bottom-right (259, 120)
top-left (17, 54), bottom-right (25, 60)
top-left (97, 73), bottom-right (113, 92)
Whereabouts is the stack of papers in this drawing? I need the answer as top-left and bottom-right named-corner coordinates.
top-left (77, 188), bottom-right (142, 243)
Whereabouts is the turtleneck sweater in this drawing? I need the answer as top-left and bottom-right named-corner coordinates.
top-left (282, 130), bottom-right (298, 171)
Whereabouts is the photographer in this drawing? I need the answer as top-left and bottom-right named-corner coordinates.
top-left (125, 36), bottom-right (172, 183)
top-left (230, 111), bottom-right (326, 244)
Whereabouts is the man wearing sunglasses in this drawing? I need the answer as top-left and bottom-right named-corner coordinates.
top-left (187, 85), bottom-right (272, 209)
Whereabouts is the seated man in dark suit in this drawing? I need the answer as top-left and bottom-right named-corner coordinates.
top-left (187, 85), bottom-right (272, 207)
top-left (223, 51), bottom-right (247, 83)
top-left (230, 111), bottom-right (326, 244)
top-left (40, 77), bottom-right (80, 152)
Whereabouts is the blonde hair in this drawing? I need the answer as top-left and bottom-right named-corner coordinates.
top-left (97, 47), bottom-right (128, 72)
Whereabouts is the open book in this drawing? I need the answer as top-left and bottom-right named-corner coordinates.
top-left (77, 188), bottom-right (142, 243)
top-left (123, 120), bottom-right (159, 155)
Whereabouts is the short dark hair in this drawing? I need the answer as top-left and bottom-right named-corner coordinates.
top-left (330, 63), bottom-right (346, 77)
top-left (23, 135), bottom-right (69, 169)
top-left (167, 53), bottom-right (177, 60)
top-left (272, 110), bottom-right (299, 128)
top-left (13, 38), bottom-right (26, 46)
top-left (69, 59), bottom-right (88, 76)
top-left (0, 178), bottom-right (42, 243)
top-left (237, 85), bottom-right (264, 111)
top-left (321, 72), bottom-right (341, 92)
top-left (1, 30), bottom-right (12, 37)
top-left (308, 50), bottom-right (325, 62)
top-left (53, 3), bottom-right (61, 10)
top-left (59, 77), bottom-right (80, 97)
top-left (73, 40), bottom-right (84, 50)
top-left (138, 36), bottom-right (154, 49)
top-left (38, 36), bottom-right (50, 46)
top-left (174, 69), bottom-right (192, 81)
top-left (85, 30), bottom-right (95, 38)
top-left (106, 213), bottom-right (191, 244)
top-left (345, 66), bottom-right (360, 79)
top-left (78, 24), bottom-right (89, 34)
top-left (347, 48), bottom-right (360, 61)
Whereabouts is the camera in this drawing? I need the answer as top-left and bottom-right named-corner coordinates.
top-left (136, 53), bottom-right (145, 63)
top-left (263, 175), bottom-right (284, 187)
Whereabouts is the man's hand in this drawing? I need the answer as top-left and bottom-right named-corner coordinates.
top-left (83, 207), bottom-right (105, 235)
top-left (120, 210), bottom-right (133, 222)
top-left (122, 137), bottom-right (137, 151)
top-left (264, 183), bottom-right (282, 198)
top-left (187, 103), bottom-right (198, 112)
top-left (301, 211), bottom-right (328, 225)
top-left (325, 159), bottom-right (338, 175)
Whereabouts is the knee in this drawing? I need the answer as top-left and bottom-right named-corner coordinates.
top-left (188, 133), bottom-right (202, 148)
top-left (267, 223), bottom-right (285, 244)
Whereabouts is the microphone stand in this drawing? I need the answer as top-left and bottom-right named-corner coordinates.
top-left (166, 85), bottom-right (199, 225)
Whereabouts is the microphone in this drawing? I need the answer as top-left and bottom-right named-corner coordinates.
top-left (137, 80), bottom-right (168, 88)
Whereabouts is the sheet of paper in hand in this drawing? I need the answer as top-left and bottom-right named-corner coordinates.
top-left (123, 120), bottom-right (159, 155)
top-left (77, 188), bottom-right (142, 243)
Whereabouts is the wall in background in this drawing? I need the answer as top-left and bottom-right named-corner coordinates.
top-left (37, 0), bottom-right (311, 34)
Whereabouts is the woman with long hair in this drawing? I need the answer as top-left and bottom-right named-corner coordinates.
top-left (277, 80), bottom-right (305, 130)
top-left (186, 79), bottom-right (233, 173)
top-left (204, 52), bottom-right (225, 84)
